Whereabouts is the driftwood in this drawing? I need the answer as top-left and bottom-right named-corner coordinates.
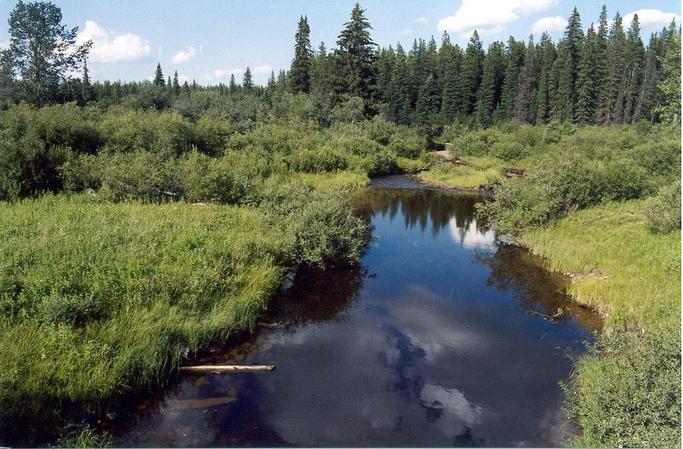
top-left (180, 364), bottom-right (275, 373)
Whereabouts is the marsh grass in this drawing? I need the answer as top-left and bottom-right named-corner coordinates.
top-left (521, 200), bottom-right (681, 448)
top-left (419, 156), bottom-right (506, 189)
top-left (0, 195), bottom-right (285, 410)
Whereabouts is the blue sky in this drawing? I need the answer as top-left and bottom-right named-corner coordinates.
top-left (0, 0), bottom-right (679, 85)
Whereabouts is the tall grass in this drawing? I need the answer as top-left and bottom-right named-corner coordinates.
top-left (0, 195), bottom-right (285, 410)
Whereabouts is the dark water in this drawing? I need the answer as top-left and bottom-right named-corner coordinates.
top-left (109, 176), bottom-right (600, 447)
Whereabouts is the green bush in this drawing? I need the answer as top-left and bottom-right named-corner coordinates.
top-left (387, 138), bottom-right (420, 159)
top-left (566, 325), bottom-right (681, 448)
top-left (285, 147), bottom-right (348, 173)
top-left (645, 181), bottom-right (681, 233)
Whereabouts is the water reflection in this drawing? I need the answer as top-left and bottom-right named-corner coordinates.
top-left (111, 179), bottom-right (598, 447)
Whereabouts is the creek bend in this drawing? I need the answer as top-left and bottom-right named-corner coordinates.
top-left (109, 175), bottom-right (600, 447)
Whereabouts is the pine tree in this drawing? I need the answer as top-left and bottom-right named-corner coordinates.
top-left (229, 74), bottom-right (237, 93)
top-left (153, 62), bottom-right (165, 86)
top-left (593, 5), bottom-right (611, 122)
top-left (242, 67), bottom-right (253, 91)
top-left (80, 61), bottom-right (91, 103)
top-left (454, 30), bottom-right (484, 116)
top-left (632, 37), bottom-right (658, 121)
top-left (555, 7), bottom-right (584, 121)
top-left (535, 33), bottom-right (556, 124)
top-left (600, 13), bottom-right (627, 124)
top-left (440, 43), bottom-right (463, 122)
top-left (575, 25), bottom-right (598, 124)
top-left (336, 2), bottom-right (377, 104)
top-left (172, 71), bottom-right (180, 95)
top-left (655, 26), bottom-right (680, 122)
top-left (498, 37), bottom-right (525, 121)
top-left (476, 41), bottom-right (506, 128)
top-left (290, 15), bottom-right (313, 93)
top-left (623, 14), bottom-right (645, 122)
top-left (514, 36), bottom-right (537, 123)
top-left (386, 43), bottom-right (411, 123)
top-left (415, 74), bottom-right (440, 126)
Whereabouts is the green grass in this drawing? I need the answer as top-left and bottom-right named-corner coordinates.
top-left (418, 156), bottom-right (506, 189)
top-left (0, 195), bottom-right (286, 409)
top-left (520, 200), bottom-right (681, 448)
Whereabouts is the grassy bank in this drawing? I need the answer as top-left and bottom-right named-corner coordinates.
top-left (520, 200), bottom-right (681, 447)
top-left (418, 155), bottom-right (507, 189)
top-left (468, 123), bottom-right (681, 447)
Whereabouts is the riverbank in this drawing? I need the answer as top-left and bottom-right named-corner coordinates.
top-left (519, 199), bottom-right (681, 447)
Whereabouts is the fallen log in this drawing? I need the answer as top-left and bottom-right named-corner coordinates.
top-left (180, 364), bottom-right (275, 373)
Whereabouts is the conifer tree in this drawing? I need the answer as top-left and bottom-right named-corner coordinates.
top-left (336, 2), bottom-right (377, 103)
top-left (440, 43), bottom-right (463, 122)
top-left (454, 31), bottom-right (484, 116)
top-left (242, 67), bottom-right (253, 91)
top-left (514, 36), bottom-right (537, 123)
top-left (498, 37), bottom-right (526, 121)
top-left (575, 25), bottom-right (598, 124)
top-left (555, 7), bottom-right (584, 121)
top-left (415, 73), bottom-right (440, 126)
top-left (386, 44), bottom-right (411, 123)
top-left (535, 33), bottom-right (556, 124)
top-left (290, 15), bottom-right (313, 93)
top-left (153, 62), bottom-right (165, 86)
top-left (593, 5), bottom-right (611, 122)
top-left (80, 61), bottom-right (92, 103)
top-left (623, 14), bottom-right (645, 122)
top-left (229, 74), bottom-right (237, 93)
top-left (600, 13), bottom-right (627, 124)
top-left (476, 41), bottom-right (506, 127)
top-left (655, 26), bottom-right (680, 122)
top-left (172, 71), bottom-right (180, 95)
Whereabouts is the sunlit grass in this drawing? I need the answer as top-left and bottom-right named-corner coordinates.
top-left (294, 170), bottom-right (369, 191)
top-left (0, 195), bottom-right (285, 409)
top-left (521, 199), bottom-right (680, 329)
top-left (419, 156), bottom-right (506, 189)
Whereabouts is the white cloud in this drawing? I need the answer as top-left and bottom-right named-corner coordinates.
top-left (402, 28), bottom-right (413, 35)
top-left (437, 0), bottom-right (558, 37)
top-left (0, 41), bottom-right (8, 50)
top-left (171, 45), bottom-right (202, 64)
top-left (416, 17), bottom-right (429, 24)
top-left (531, 15), bottom-right (567, 34)
top-left (76, 20), bottom-right (151, 63)
top-left (623, 9), bottom-right (679, 29)
top-left (253, 64), bottom-right (273, 75)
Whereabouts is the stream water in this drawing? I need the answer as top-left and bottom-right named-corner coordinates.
top-left (107, 176), bottom-right (600, 447)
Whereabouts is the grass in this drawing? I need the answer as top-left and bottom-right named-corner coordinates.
top-left (418, 156), bottom-right (506, 189)
top-left (0, 194), bottom-right (286, 410)
top-left (519, 199), bottom-right (681, 448)
top-left (521, 200), bottom-right (680, 328)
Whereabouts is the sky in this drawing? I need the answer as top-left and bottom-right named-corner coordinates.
top-left (0, 0), bottom-right (679, 85)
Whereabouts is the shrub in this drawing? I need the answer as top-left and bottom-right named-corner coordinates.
top-left (387, 138), bottom-right (420, 159)
top-left (285, 147), bottom-right (348, 173)
top-left (491, 141), bottom-right (526, 161)
top-left (645, 181), bottom-right (681, 233)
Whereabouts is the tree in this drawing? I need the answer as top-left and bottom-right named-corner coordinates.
top-left (290, 15), bottom-right (313, 93)
top-left (476, 41), bottom-right (506, 127)
top-left (514, 36), bottom-right (538, 123)
top-left (80, 61), bottom-right (92, 104)
top-left (386, 44), bottom-right (411, 123)
top-left (575, 25), bottom-right (598, 124)
top-left (242, 66), bottom-right (253, 91)
top-left (229, 74), bottom-right (238, 93)
top-left (153, 63), bottom-right (165, 86)
top-left (623, 14), bottom-right (645, 122)
top-left (440, 43), bottom-right (463, 122)
top-left (598, 13), bottom-right (626, 124)
top-left (2, 0), bottom-right (91, 105)
top-left (336, 2), bottom-right (377, 105)
top-left (555, 7), bottom-right (584, 121)
top-left (498, 37), bottom-right (525, 121)
top-left (454, 30), bottom-right (484, 116)
top-left (655, 26), bottom-right (680, 123)
top-left (415, 74), bottom-right (440, 127)
top-left (172, 71), bottom-right (180, 95)
top-left (535, 33), bottom-right (557, 124)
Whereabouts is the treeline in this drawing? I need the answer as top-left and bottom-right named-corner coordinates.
top-left (0, 2), bottom-right (680, 129)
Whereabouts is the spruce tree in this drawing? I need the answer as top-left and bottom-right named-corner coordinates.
top-left (153, 62), bottom-right (165, 86)
top-left (290, 15), bottom-right (313, 93)
top-left (415, 74), bottom-right (440, 126)
top-left (172, 71), bottom-right (180, 95)
top-left (386, 43), bottom-right (411, 123)
top-left (229, 74), bottom-right (237, 93)
top-left (476, 41), bottom-right (505, 128)
top-left (80, 61), bottom-right (91, 103)
top-left (454, 30), bottom-right (484, 116)
top-left (498, 37), bottom-right (526, 121)
top-left (242, 67), bottom-right (253, 91)
top-left (535, 33), bottom-right (556, 124)
top-left (514, 36), bottom-right (537, 123)
top-left (623, 14), bottom-right (645, 122)
top-left (603, 13), bottom-right (627, 124)
top-left (575, 25), bottom-right (598, 124)
top-left (555, 7), bottom-right (584, 121)
top-left (440, 43), bottom-right (463, 122)
top-left (593, 5), bottom-right (611, 122)
top-left (655, 26), bottom-right (680, 122)
top-left (336, 2), bottom-right (377, 103)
